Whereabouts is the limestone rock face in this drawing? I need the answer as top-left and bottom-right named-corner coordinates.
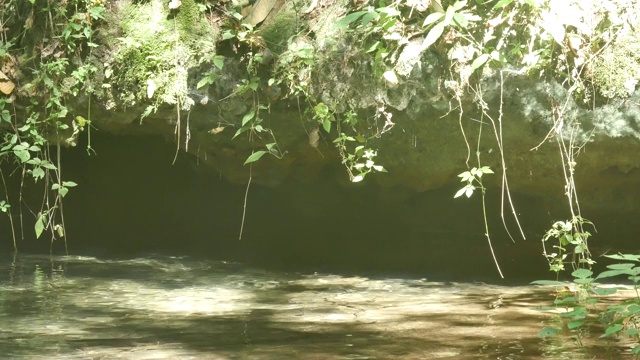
top-left (39, 0), bottom-right (640, 215)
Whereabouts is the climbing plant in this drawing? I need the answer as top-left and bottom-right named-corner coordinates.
top-left (0, 0), bottom-right (104, 251)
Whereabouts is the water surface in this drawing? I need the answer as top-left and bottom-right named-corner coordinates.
top-left (0, 255), bottom-right (635, 359)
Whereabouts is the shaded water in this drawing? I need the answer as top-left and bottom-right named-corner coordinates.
top-left (0, 255), bottom-right (636, 359)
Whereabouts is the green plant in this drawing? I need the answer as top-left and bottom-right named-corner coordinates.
top-left (533, 254), bottom-right (640, 357)
top-left (0, 0), bottom-right (105, 251)
top-left (542, 216), bottom-right (596, 273)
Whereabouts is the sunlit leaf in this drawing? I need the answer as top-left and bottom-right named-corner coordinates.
top-left (334, 11), bottom-right (368, 29)
top-left (213, 56), bottom-right (224, 70)
top-left (244, 150), bottom-right (267, 165)
top-left (360, 12), bottom-right (379, 27)
top-left (383, 70), bottom-right (399, 84)
top-left (480, 166), bottom-right (494, 174)
top-left (422, 22), bottom-right (445, 49)
top-left (376, 7), bottom-right (400, 16)
top-left (465, 186), bottom-right (474, 198)
top-left (35, 213), bottom-right (45, 239)
top-left (454, 187), bottom-right (466, 198)
top-left (453, 13), bottom-right (468, 28)
top-left (596, 269), bottom-right (628, 280)
top-left (607, 263), bottom-right (636, 270)
top-left (146, 79), bottom-right (156, 99)
top-left (493, 0), bottom-right (515, 8)
top-left (352, 174), bottom-right (364, 183)
top-left (606, 254), bottom-right (640, 262)
top-left (31, 167), bottom-right (45, 180)
top-left (471, 54), bottom-right (490, 72)
top-left (443, 4), bottom-right (456, 26)
top-left (242, 110), bottom-right (255, 126)
top-left (572, 268), bottom-right (593, 279)
top-left (422, 12), bottom-right (444, 27)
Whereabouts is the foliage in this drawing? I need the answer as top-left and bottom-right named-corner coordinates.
top-left (0, 0), bottom-right (105, 250)
top-left (542, 216), bottom-right (595, 273)
top-left (533, 254), bottom-right (640, 357)
top-left (454, 166), bottom-right (493, 199)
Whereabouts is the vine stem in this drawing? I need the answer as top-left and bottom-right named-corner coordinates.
top-left (480, 183), bottom-right (504, 279)
top-left (475, 107), bottom-right (504, 279)
top-left (238, 164), bottom-right (252, 240)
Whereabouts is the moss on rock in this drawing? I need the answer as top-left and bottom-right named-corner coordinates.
top-left (589, 28), bottom-right (640, 99)
top-left (107, 0), bottom-right (217, 112)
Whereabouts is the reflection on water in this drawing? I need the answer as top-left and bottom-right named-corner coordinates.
top-left (0, 254), bottom-right (634, 359)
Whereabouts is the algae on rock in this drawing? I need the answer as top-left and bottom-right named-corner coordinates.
top-left (104, 0), bottom-right (218, 114)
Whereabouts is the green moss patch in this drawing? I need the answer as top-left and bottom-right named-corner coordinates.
top-left (109, 0), bottom-right (217, 111)
top-left (588, 29), bottom-right (640, 99)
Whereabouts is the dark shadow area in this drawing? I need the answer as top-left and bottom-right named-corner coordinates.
top-left (0, 132), bottom-right (637, 282)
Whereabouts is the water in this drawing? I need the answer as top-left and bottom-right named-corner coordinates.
top-left (0, 254), bottom-right (636, 359)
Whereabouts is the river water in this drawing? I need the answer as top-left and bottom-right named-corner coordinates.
top-left (0, 254), bottom-right (636, 359)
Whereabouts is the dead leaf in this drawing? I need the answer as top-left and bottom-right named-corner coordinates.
top-left (208, 126), bottom-right (225, 135)
top-left (0, 71), bottom-right (15, 95)
top-left (41, 39), bottom-right (60, 59)
top-left (309, 128), bottom-right (320, 148)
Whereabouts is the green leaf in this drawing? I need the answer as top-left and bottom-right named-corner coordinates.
top-left (479, 166), bottom-right (494, 174)
top-left (567, 320), bottom-right (585, 330)
top-left (334, 11), bottom-right (368, 29)
top-left (607, 263), bottom-right (636, 270)
top-left (601, 324), bottom-right (623, 338)
top-left (31, 167), bottom-right (45, 180)
top-left (596, 269), bottom-right (628, 279)
top-left (442, 4), bottom-right (456, 26)
top-left (452, 0), bottom-right (467, 11)
top-left (376, 7), bottom-right (400, 16)
top-left (35, 214), bottom-right (45, 239)
top-left (573, 277), bottom-right (593, 284)
top-left (471, 54), bottom-right (490, 72)
top-left (606, 254), bottom-right (640, 262)
top-left (454, 187), bottom-right (467, 198)
top-left (572, 268), bottom-right (593, 279)
top-left (322, 119), bottom-right (331, 133)
top-left (360, 12), bottom-right (379, 27)
top-left (422, 22), bottom-right (445, 49)
top-left (213, 56), bottom-right (224, 70)
top-left (63, 181), bottom-right (78, 187)
top-left (58, 186), bottom-right (69, 197)
top-left (352, 174), bottom-right (364, 183)
top-left (222, 30), bottom-right (235, 40)
top-left (493, 0), bottom-right (515, 8)
top-left (14, 149), bottom-right (30, 163)
top-left (242, 110), bottom-right (255, 126)
top-left (197, 77), bottom-right (211, 89)
top-left (452, 12), bottom-right (468, 28)
top-left (591, 287), bottom-right (617, 296)
top-left (244, 150), bottom-right (267, 165)
top-left (530, 280), bottom-right (567, 286)
top-left (422, 12), bottom-right (444, 27)
top-left (537, 327), bottom-right (559, 337)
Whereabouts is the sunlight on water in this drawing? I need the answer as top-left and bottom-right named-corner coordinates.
top-left (0, 254), bottom-right (635, 359)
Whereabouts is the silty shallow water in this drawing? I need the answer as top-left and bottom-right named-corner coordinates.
top-left (0, 254), bottom-right (636, 359)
